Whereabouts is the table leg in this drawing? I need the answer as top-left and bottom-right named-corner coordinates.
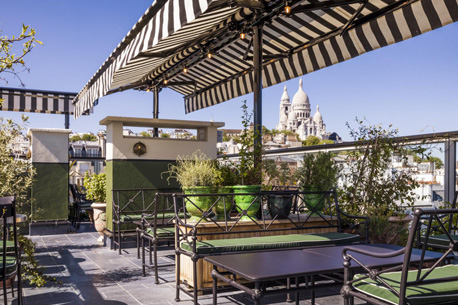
top-left (311, 275), bottom-right (315, 305)
top-left (295, 276), bottom-right (299, 305)
top-left (286, 278), bottom-right (292, 302)
top-left (254, 282), bottom-right (261, 305)
top-left (212, 265), bottom-right (218, 305)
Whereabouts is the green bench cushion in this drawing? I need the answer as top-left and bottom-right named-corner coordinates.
top-left (420, 234), bottom-right (458, 248)
top-left (145, 227), bottom-right (175, 238)
top-left (353, 265), bottom-right (458, 305)
top-left (182, 232), bottom-right (360, 255)
top-left (120, 213), bottom-right (176, 222)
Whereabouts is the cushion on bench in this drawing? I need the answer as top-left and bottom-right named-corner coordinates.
top-left (353, 265), bottom-right (458, 305)
top-left (145, 227), bottom-right (175, 238)
top-left (181, 232), bottom-right (360, 254)
top-left (120, 213), bottom-right (176, 222)
top-left (420, 234), bottom-right (458, 248)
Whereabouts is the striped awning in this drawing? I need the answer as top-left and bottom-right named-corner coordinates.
top-left (0, 87), bottom-right (79, 115)
top-left (73, 0), bottom-right (458, 118)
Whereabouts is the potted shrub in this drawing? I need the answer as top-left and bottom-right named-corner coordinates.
top-left (233, 101), bottom-right (262, 221)
top-left (263, 161), bottom-right (295, 219)
top-left (164, 150), bottom-right (219, 222)
top-left (212, 161), bottom-right (238, 220)
top-left (296, 152), bottom-right (339, 215)
top-left (83, 172), bottom-right (107, 243)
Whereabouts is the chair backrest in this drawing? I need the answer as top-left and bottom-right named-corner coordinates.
top-left (399, 208), bottom-right (458, 302)
top-left (0, 196), bottom-right (19, 279)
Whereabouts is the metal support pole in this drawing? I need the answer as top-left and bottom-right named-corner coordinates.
top-left (253, 22), bottom-right (263, 183)
top-left (64, 113), bottom-right (70, 129)
top-left (444, 139), bottom-right (456, 204)
top-left (153, 86), bottom-right (160, 137)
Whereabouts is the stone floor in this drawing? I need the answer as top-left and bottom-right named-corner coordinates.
top-left (8, 225), bottom-right (362, 305)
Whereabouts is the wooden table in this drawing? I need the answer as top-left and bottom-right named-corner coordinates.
top-left (178, 215), bottom-right (338, 291)
top-left (206, 244), bottom-right (448, 305)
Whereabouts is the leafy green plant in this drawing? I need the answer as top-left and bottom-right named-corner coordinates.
top-left (0, 116), bottom-right (57, 287)
top-left (164, 150), bottom-right (219, 189)
top-left (262, 160), bottom-right (295, 190)
top-left (215, 161), bottom-right (238, 186)
top-left (339, 119), bottom-right (420, 218)
top-left (1, 24), bottom-right (42, 89)
top-left (295, 152), bottom-right (340, 191)
top-left (83, 172), bottom-right (106, 202)
top-left (236, 100), bottom-right (263, 185)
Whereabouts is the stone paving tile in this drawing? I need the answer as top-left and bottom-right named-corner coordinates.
top-left (4, 229), bottom-right (360, 305)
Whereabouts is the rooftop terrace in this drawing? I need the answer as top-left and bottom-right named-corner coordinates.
top-left (17, 225), bottom-right (364, 305)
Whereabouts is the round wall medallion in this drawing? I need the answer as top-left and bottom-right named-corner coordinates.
top-left (133, 142), bottom-right (146, 156)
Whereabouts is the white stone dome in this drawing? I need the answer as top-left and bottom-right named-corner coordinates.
top-left (313, 105), bottom-right (322, 123)
top-left (292, 79), bottom-right (310, 109)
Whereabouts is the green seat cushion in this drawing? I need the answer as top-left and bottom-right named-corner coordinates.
top-left (0, 256), bottom-right (17, 275)
top-left (145, 227), bottom-right (175, 238)
top-left (120, 213), bottom-right (176, 222)
top-left (421, 234), bottom-right (458, 248)
top-left (0, 240), bottom-right (16, 252)
top-left (353, 265), bottom-right (458, 305)
top-left (182, 232), bottom-right (360, 254)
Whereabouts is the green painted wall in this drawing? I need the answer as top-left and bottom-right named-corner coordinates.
top-left (31, 163), bottom-right (69, 221)
top-left (106, 160), bottom-right (178, 230)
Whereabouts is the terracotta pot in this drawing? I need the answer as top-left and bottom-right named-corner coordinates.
top-left (91, 203), bottom-right (106, 244)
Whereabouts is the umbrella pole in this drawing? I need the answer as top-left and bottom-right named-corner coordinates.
top-left (153, 86), bottom-right (160, 137)
top-left (253, 22), bottom-right (263, 183)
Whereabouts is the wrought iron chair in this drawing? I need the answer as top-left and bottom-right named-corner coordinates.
top-left (0, 196), bottom-right (22, 305)
top-left (69, 184), bottom-right (93, 229)
top-left (138, 192), bottom-right (180, 284)
top-left (342, 208), bottom-right (458, 305)
top-left (417, 191), bottom-right (458, 250)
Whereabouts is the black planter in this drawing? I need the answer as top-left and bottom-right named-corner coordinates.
top-left (268, 194), bottom-right (293, 219)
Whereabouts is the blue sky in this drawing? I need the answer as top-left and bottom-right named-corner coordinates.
top-left (2, 1), bottom-right (458, 141)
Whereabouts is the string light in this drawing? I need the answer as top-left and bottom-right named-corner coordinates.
top-left (284, 1), bottom-right (291, 14)
top-left (146, 87), bottom-right (150, 92)
top-left (240, 32), bottom-right (246, 40)
top-left (207, 52), bottom-right (213, 59)
top-left (183, 66), bottom-right (188, 73)
top-left (163, 79), bottom-right (168, 85)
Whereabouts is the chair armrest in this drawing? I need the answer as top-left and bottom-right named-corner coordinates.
top-left (338, 209), bottom-right (370, 243)
top-left (342, 245), bottom-right (405, 260)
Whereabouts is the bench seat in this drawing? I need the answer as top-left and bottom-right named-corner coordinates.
top-left (353, 265), bottom-right (458, 305)
top-left (421, 234), bottom-right (458, 248)
top-left (120, 212), bottom-right (181, 222)
top-left (145, 227), bottom-right (175, 238)
top-left (182, 232), bottom-right (360, 255)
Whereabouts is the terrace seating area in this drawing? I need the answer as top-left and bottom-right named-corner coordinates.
top-left (17, 224), bottom-right (366, 305)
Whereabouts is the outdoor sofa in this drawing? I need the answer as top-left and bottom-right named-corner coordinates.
top-left (171, 190), bottom-right (369, 305)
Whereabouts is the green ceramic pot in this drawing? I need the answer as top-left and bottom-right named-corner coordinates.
top-left (302, 186), bottom-right (325, 216)
top-left (268, 194), bottom-right (293, 219)
top-left (212, 186), bottom-right (234, 221)
top-left (184, 186), bottom-right (213, 222)
top-left (233, 185), bottom-right (261, 221)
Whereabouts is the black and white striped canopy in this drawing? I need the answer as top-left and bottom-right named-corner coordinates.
top-left (73, 0), bottom-right (458, 118)
top-left (0, 87), bottom-right (78, 115)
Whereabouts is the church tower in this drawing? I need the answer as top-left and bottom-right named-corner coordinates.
top-left (276, 85), bottom-right (290, 131)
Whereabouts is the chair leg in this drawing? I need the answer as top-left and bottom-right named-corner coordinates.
top-left (193, 257), bottom-right (198, 305)
top-left (142, 235), bottom-right (146, 277)
top-left (153, 239), bottom-right (159, 284)
top-left (3, 275), bottom-right (8, 305)
top-left (175, 251), bottom-right (181, 302)
top-left (10, 278), bottom-right (14, 297)
top-left (118, 222), bottom-right (122, 255)
top-left (136, 230), bottom-right (140, 259)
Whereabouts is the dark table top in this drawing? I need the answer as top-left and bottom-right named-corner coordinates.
top-left (205, 244), bottom-right (447, 282)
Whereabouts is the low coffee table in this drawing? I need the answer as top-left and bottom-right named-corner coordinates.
top-left (205, 244), bottom-right (447, 305)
